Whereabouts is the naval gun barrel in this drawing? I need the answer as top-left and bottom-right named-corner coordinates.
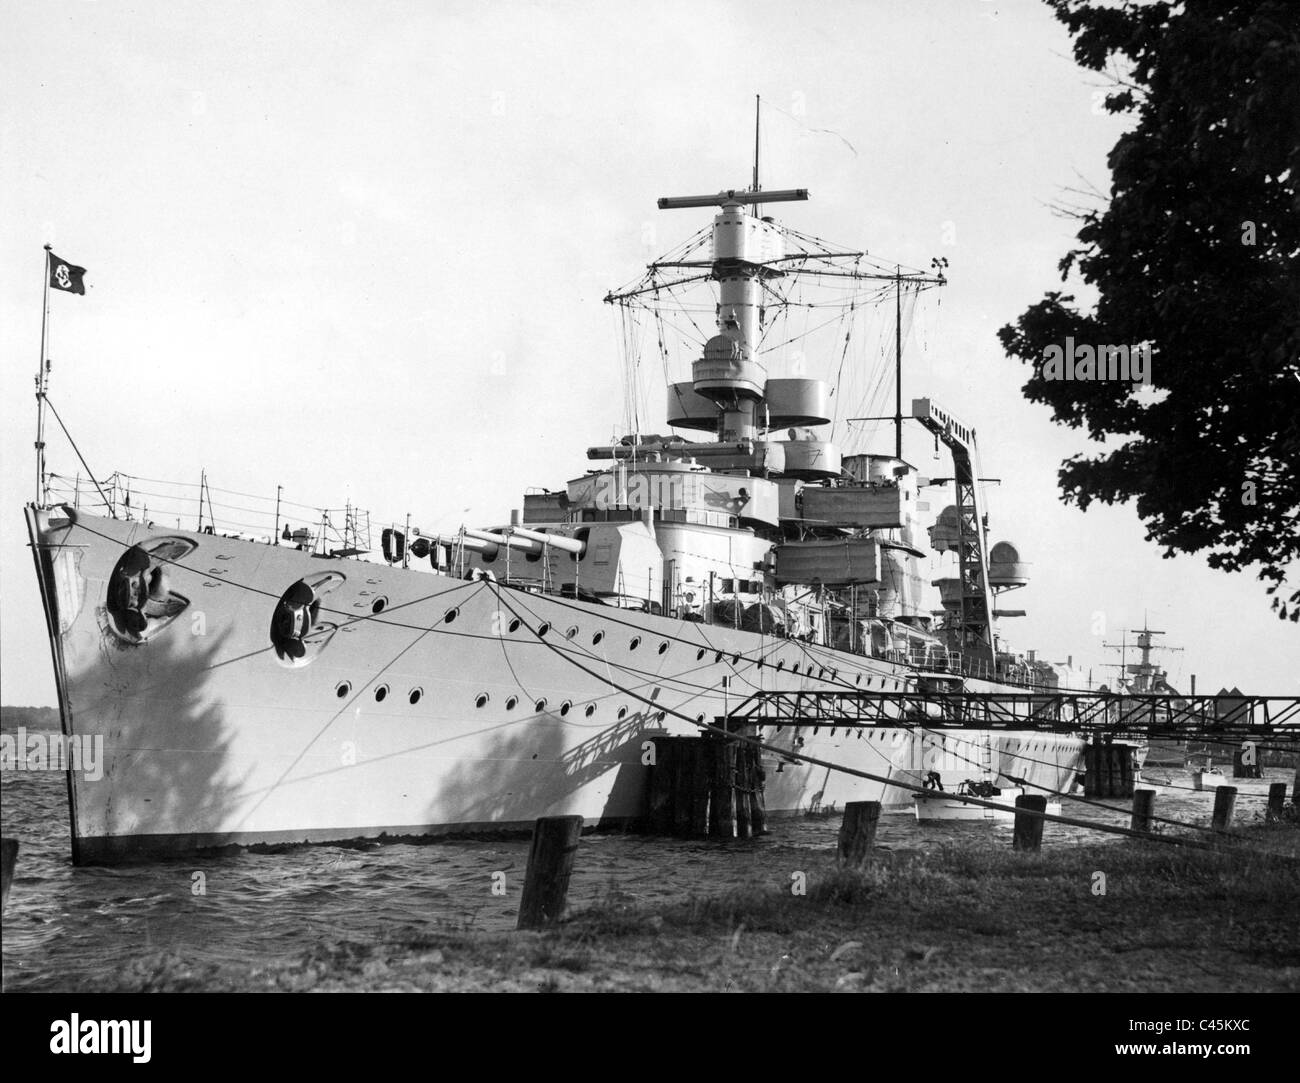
top-left (462, 526), bottom-right (585, 557)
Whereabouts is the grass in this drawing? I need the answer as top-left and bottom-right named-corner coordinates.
top-left (91, 819), bottom-right (1300, 993)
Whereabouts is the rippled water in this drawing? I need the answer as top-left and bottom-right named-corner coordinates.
top-left (2, 757), bottom-right (1289, 991)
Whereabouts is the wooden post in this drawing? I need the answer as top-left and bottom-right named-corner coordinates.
top-left (1, 838), bottom-right (16, 912)
top-left (688, 740), bottom-right (711, 836)
top-left (1116, 744), bottom-right (1135, 798)
top-left (671, 739), bottom-right (694, 837)
top-left (710, 739), bottom-right (736, 837)
top-left (1131, 788), bottom-right (1156, 834)
top-left (1266, 782), bottom-right (1286, 823)
top-left (1013, 794), bottom-right (1047, 852)
top-left (750, 748), bottom-right (767, 835)
top-left (517, 815), bottom-right (583, 929)
top-left (647, 738), bottom-right (673, 834)
top-left (1233, 745), bottom-right (1262, 779)
top-left (1083, 743), bottom-right (1100, 797)
top-left (1211, 786), bottom-right (1237, 832)
top-left (837, 801), bottom-right (880, 868)
top-left (735, 745), bottom-right (753, 839)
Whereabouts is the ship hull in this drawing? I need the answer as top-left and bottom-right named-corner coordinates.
top-left (26, 506), bottom-right (1086, 863)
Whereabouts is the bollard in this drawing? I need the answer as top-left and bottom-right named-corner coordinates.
top-left (1, 838), bottom-right (16, 912)
top-left (517, 815), bottom-right (583, 929)
top-left (1266, 782), bottom-right (1286, 824)
top-left (1013, 795), bottom-right (1048, 852)
top-left (836, 801), bottom-right (881, 868)
top-left (1211, 786), bottom-right (1237, 832)
top-left (1131, 788), bottom-right (1156, 835)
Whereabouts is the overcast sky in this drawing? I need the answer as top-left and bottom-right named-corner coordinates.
top-left (2, 0), bottom-right (1295, 705)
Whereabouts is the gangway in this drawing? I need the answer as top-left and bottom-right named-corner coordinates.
top-left (722, 690), bottom-right (1300, 743)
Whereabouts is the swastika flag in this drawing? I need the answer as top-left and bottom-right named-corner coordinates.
top-left (48, 253), bottom-right (87, 295)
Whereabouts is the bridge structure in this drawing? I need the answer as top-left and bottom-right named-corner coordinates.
top-left (721, 691), bottom-right (1300, 746)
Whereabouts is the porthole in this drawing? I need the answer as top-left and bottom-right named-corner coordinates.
top-left (696, 648), bottom-right (706, 661)
top-left (444, 607), bottom-right (459, 624)
top-left (537, 622), bottom-right (551, 637)
top-left (559, 700), bottom-right (572, 716)
top-left (776, 660), bottom-right (786, 671)
top-left (855, 674), bottom-right (862, 686)
top-left (335, 681), bottom-right (351, 698)
top-left (409, 688), bottom-right (423, 705)
top-left (505, 695), bottom-right (518, 711)
top-left (592, 630), bottom-right (605, 645)
top-left (791, 663), bottom-right (800, 675)
top-left (630, 636), bottom-right (642, 650)
top-left (474, 693), bottom-right (490, 708)
top-left (731, 653), bottom-right (740, 665)
top-left (658, 642), bottom-right (669, 655)
top-left (696, 713), bottom-right (706, 724)
top-left (715, 651), bottom-right (723, 664)
top-left (585, 704), bottom-right (597, 718)
top-left (508, 617), bottom-right (522, 634)
top-left (565, 626), bottom-right (578, 640)
top-left (371, 596), bottom-right (388, 614)
top-left (617, 706), bottom-right (628, 720)
top-left (534, 698), bottom-right (547, 712)
top-left (375, 684), bottom-right (389, 702)
top-left (656, 711), bottom-right (666, 723)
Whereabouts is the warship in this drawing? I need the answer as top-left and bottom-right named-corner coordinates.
top-left (25, 133), bottom-right (1087, 863)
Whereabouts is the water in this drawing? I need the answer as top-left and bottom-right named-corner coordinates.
top-left (2, 761), bottom-right (1289, 991)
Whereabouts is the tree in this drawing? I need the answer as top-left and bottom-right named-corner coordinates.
top-left (998, 0), bottom-right (1300, 619)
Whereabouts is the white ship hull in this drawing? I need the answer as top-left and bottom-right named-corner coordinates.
top-left (27, 506), bottom-right (1086, 863)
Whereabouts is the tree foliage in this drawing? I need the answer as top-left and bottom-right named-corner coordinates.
top-left (998, 0), bottom-right (1300, 618)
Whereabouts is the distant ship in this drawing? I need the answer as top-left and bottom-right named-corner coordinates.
top-left (26, 131), bottom-right (1086, 863)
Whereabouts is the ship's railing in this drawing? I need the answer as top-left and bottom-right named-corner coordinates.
top-left (44, 470), bottom-right (376, 556)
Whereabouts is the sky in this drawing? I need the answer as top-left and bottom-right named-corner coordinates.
top-left (2, 0), bottom-right (1295, 705)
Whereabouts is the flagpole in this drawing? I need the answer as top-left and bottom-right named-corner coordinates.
top-left (35, 244), bottom-right (52, 504)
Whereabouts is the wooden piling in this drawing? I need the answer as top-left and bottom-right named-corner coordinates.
top-left (670, 741), bottom-right (693, 837)
top-left (750, 750), bottom-right (767, 835)
top-left (517, 815), bottom-right (583, 929)
top-left (1232, 746), bottom-right (1262, 779)
top-left (1085, 742), bottom-right (1133, 797)
top-left (1013, 795), bottom-right (1048, 852)
top-left (837, 801), bottom-right (881, 868)
top-left (735, 744), bottom-right (753, 839)
top-left (1083, 744), bottom-right (1102, 797)
top-left (688, 739), bottom-right (711, 836)
top-left (1131, 788), bottom-right (1156, 835)
top-left (710, 740), bottom-right (736, 838)
top-left (1116, 744), bottom-right (1135, 798)
top-left (1, 838), bottom-right (16, 912)
top-left (1211, 785), bottom-right (1237, 832)
top-left (647, 739), bottom-right (673, 834)
top-left (1266, 782), bottom-right (1286, 823)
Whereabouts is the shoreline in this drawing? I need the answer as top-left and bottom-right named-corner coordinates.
top-left (83, 821), bottom-right (1299, 994)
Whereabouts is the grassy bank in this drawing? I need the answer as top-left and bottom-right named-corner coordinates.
top-left (102, 822), bottom-right (1299, 993)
